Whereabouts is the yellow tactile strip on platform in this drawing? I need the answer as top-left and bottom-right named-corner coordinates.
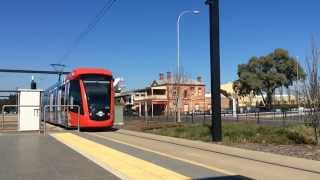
top-left (52, 133), bottom-right (189, 180)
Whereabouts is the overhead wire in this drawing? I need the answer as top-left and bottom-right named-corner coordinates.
top-left (58, 0), bottom-right (118, 64)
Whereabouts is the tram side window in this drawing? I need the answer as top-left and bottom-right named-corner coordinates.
top-left (65, 82), bottom-right (70, 106)
top-left (49, 93), bottom-right (54, 112)
top-left (61, 85), bottom-right (65, 106)
top-left (69, 80), bottom-right (82, 113)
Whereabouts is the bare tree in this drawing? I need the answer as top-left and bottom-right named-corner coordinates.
top-left (302, 41), bottom-right (320, 144)
top-left (174, 69), bottom-right (189, 123)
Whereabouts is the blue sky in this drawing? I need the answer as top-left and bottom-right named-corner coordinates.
top-left (0, 0), bottom-right (320, 91)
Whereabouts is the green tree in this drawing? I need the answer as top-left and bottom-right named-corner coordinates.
top-left (234, 49), bottom-right (305, 109)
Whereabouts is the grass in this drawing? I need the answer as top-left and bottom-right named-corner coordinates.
top-left (145, 122), bottom-right (319, 145)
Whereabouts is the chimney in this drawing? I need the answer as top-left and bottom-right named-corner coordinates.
top-left (159, 73), bottom-right (164, 80)
top-left (197, 76), bottom-right (202, 83)
top-left (167, 72), bottom-right (172, 82)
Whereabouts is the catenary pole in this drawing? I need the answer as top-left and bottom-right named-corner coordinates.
top-left (206, 0), bottom-right (222, 142)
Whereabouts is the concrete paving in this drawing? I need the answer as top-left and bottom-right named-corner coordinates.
top-left (78, 133), bottom-right (226, 179)
top-left (0, 131), bottom-right (248, 180)
top-left (88, 129), bottom-right (320, 180)
top-left (0, 133), bottom-right (118, 180)
top-left (52, 132), bottom-right (247, 180)
top-left (2, 128), bottom-right (319, 180)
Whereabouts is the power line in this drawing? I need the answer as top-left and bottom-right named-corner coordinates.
top-left (58, 0), bottom-right (118, 63)
top-left (0, 69), bottom-right (69, 75)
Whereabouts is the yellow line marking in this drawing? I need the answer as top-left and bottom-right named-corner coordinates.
top-left (52, 133), bottom-right (189, 180)
top-left (89, 132), bottom-right (235, 176)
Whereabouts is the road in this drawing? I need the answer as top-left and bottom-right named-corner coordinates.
top-left (1, 128), bottom-right (320, 179)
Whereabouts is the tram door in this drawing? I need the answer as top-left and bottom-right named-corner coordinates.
top-left (57, 89), bottom-right (62, 124)
top-left (49, 93), bottom-right (54, 123)
top-left (60, 85), bottom-right (67, 126)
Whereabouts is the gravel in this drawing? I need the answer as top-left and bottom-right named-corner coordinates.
top-left (227, 143), bottom-right (320, 161)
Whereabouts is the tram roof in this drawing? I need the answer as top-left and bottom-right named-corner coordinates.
top-left (66, 68), bottom-right (112, 80)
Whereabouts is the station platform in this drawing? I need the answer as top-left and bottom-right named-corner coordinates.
top-left (0, 132), bottom-right (242, 180)
top-left (1, 129), bottom-right (320, 180)
top-left (0, 133), bottom-right (118, 180)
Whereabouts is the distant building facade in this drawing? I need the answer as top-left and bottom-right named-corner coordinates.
top-left (221, 82), bottom-right (298, 109)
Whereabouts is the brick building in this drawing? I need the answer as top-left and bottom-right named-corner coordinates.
top-left (117, 72), bottom-right (232, 116)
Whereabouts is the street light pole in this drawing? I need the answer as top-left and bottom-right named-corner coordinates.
top-left (206, 0), bottom-right (222, 142)
top-left (176, 10), bottom-right (200, 123)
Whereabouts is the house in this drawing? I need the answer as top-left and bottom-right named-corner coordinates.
top-left (117, 72), bottom-right (232, 116)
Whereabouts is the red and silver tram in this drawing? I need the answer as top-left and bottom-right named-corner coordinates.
top-left (43, 68), bottom-right (114, 129)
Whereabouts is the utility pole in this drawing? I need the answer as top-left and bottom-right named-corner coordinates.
top-left (206, 0), bottom-right (222, 142)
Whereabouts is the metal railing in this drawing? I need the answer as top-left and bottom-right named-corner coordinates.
top-left (43, 105), bottom-right (80, 135)
top-left (1, 105), bottom-right (41, 130)
top-left (1, 104), bottom-right (81, 135)
top-left (123, 109), bottom-right (320, 128)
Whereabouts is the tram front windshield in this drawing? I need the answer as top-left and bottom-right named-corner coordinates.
top-left (82, 75), bottom-right (111, 120)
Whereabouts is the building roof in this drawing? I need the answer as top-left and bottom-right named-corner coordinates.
top-left (151, 79), bottom-right (204, 87)
top-left (116, 88), bottom-right (147, 96)
top-left (120, 74), bottom-right (205, 95)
